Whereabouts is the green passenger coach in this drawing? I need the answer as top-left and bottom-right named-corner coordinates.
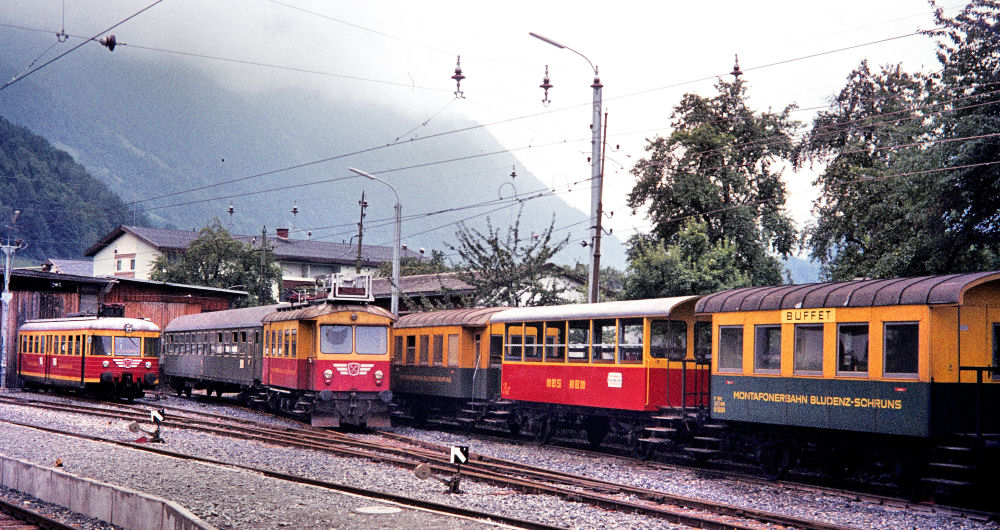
top-left (695, 272), bottom-right (1000, 482)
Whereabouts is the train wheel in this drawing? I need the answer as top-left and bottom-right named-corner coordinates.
top-left (507, 418), bottom-right (522, 437)
top-left (535, 417), bottom-right (553, 445)
top-left (584, 417), bottom-right (610, 449)
top-left (756, 442), bottom-right (790, 480)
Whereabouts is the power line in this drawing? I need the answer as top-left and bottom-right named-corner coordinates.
top-left (0, 0), bottom-right (165, 92)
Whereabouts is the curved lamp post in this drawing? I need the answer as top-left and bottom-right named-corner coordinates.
top-left (349, 168), bottom-right (401, 316)
top-left (529, 32), bottom-right (603, 303)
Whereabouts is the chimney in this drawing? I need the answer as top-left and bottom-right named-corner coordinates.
top-left (275, 228), bottom-right (289, 239)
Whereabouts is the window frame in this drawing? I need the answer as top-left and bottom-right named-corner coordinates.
top-left (753, 324), bottom-right (782, 374)
top-left (618, 318), bottom-right (644, 364)
top-left (792, 323), bottom-right (824, 375)
top-left (567, 320), bottom-right (590, 362)
top-left (355, 326), bottom-right (387, 355)
top-left (883, 321), bottom-right (919, 378)
top-left (592, 318), bottom-right (616, 363)
top-left (717, 325), bottom-right (744, 373)
top-left (836, 322), bottom-right (870, 377)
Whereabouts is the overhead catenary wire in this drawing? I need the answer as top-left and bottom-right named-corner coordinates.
top-left (0, 0), bottom-right (165, 92)
top-left (1, 4), bottom-right (989, 256)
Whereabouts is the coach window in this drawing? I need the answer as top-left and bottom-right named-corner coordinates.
top-left (320, 325), bottom-right (352, 354)
top-left (523, 324), bottom-right (542, 361)
top-left (144, 337), bottom-right (160, 358)
top-left (837, 323), bottom-right (869, 375)
top-left (115, 336), bottom-right (141, 357)
top-left (356, 326), bottom-right (387, 355)
top-left (567, 321), bottom-right (590, 361)
top-left (619, 319), bottom-right (644, 363)
top-left (717, 326), bottom-right (743, 373)
top-left (993, 324), bottom-right (1000, 381)
top-left (793, 324), bottom-right (824, 375)
top-left (432, 335), bottom-right (444, 365)
top-left (694, 321), bottom-right (712, 363)
top-left (419, 335), bottom-right (430, 365)
top-left (448, 334), bottom-right (460, 367)
top-left (993, 322), bottom-right (1000, 381)
top-left (405, 335), bottom-right (417, 364)
top-left (651, 320), bottom-right (687, 360)
top-left (544, 322), bottom-right (566, 362)
top-left (393, 336), bottom-right (404, 363)
top-left (754, 325), bottom-right (781, 373)
top-left (593, 319), bottom-right (616, 362)
top-left (93, 336), bottom-right (113, 356)
top-left (505, 324), bottom-right (523, 361)
top-left (289, 329), bottom-right (297, 357)
top-left (883, 322), bottom-right (918, 377)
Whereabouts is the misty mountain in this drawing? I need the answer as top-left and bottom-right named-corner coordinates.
top-left (0, 114), bottom-right (144, 261)
top-left (0, 42), bottom-right (623, 267)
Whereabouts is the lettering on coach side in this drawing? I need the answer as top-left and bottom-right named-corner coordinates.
top-left (783, 308), bottom-right (836, 324)
top-left (730, 390), bottom-right (903, 410)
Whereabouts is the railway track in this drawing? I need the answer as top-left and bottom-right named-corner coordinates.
top-left (0, 393), bottom-right (882, 529)
top-left (0, 497), bottom-right (78, 530)
top-left (408, 413), bottom-right (1000, 523)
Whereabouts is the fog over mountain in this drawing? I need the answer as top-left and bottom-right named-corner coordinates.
top-left (0, 36), bottom-right (624, 267)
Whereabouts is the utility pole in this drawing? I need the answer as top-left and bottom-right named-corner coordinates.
top-left (259, 226), bottom-right (267, 303)
top-left (356, 191), bottom-right (367, 273)
top-left (1, 210), bottom-right (27, 391)
top-left (530, 32), bottom-right (603, 303)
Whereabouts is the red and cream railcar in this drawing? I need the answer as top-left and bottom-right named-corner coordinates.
top-left (17, 316), bottom-right (160, 399)
top-left (261, 302), bottom-right (395, 427)
top-left (491, 297), bottom-right (711, 446)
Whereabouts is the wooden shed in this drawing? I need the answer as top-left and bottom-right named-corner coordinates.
top-left (1, 270), bottom-right (246, 388)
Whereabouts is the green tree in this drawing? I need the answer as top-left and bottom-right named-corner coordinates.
top-left (799, 1), bottom-right (1000, 279)
top-left (622, 219), bottom-right (752, 299)
top-left (375, 249), bottom-right (453, 277)
top-left (150, 218), bottom-right (281, 306)
top-left (795, 61), bottom-right (932, 280)
top-left (449, 207), bottom-right (569, 307)
top-left (628, 78), bottom-right (797, 287)
top-left (564, 262), bottom-right (625, 301)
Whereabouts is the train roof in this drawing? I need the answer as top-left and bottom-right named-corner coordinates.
top-left (695, 271), bottom-right (1000, 313)
top-left (490, 296), bottom-right (700, 323)
top-left (20, 316), bottom-right (160, 333)
top-left (164, 304), bottom-right (288, 332)
top-left (394, 307), bottom-right (512, 329)
top-left (262, 302), bottom-right (396, 323)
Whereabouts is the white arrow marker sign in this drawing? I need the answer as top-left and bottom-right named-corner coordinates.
top-left (450, 446), bottom-right (469, 464)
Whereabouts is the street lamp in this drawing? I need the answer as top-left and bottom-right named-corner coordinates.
top-left (529, 32), bottom-right (603, 303)
top-left (349, 168), bottom-right (401, 316)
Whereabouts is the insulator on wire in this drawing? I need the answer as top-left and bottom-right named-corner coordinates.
top-left (99, 34), bottom-right (116, 51)
top-left (451, 56), bottom-right (465, 99)
top-left (731, 54), bottom-right (743, 80)
top-left (539, 65), bottom-right (553, 106)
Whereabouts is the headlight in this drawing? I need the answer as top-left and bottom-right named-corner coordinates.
top-left (324, 369), bottom-right (333, 379)
top-left (144, 361), bottom-right (152, 369)
top-left (374, 369), bottom-right (384, 386)
top-left (102, 360), bottom-right (110, 368)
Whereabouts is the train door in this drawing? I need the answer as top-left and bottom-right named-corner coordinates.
top-left (487, 333), bottom-right (504, 399)
top-left (42, 333), bottom-right (54, 384)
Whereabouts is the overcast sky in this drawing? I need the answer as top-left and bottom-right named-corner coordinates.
top-left (2, 0), bottom-right (964, 255)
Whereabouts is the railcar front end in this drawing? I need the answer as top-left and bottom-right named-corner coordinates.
top-left (262, 300), bottom-right (395, 428)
